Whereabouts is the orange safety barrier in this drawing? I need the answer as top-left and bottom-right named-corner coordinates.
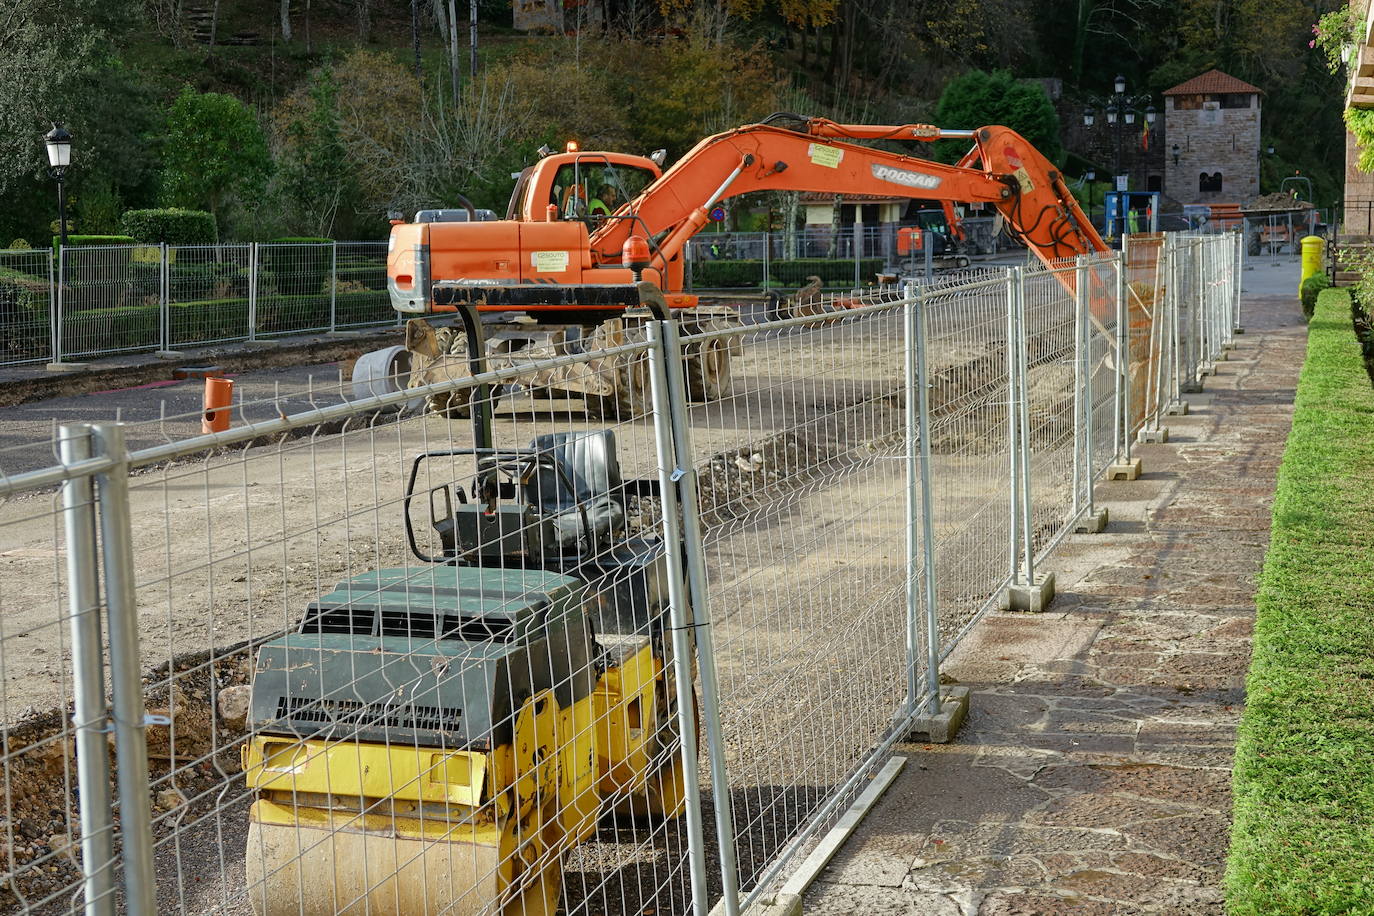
top-left (202, 377), bottom-right (234, 434)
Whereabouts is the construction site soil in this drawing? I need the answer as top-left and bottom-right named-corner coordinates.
top-left (0, 303), bottom-right (1079, 914)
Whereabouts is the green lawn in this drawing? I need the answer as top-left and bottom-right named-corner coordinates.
top-left (1226, 287), bottom-right (1374, 914)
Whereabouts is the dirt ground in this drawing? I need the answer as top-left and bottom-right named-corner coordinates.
top-left (0, 295), bottom-right (1082, 914)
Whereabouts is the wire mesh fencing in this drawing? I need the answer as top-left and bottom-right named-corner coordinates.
top-left (10, 242), bottom-right (392, 368)
top-left (0, 248), bottom-right (53, 365)
top-left (0, 234), bottom-right (1243, 915)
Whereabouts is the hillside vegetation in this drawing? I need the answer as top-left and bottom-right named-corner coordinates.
top-left (0, 0), bottom-right (1348, 244)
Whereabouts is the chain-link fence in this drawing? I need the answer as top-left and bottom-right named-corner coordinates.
top-left (0, 242), bottom-right (392, 368)
top-left (0, 232), bottom-right (1240, 916)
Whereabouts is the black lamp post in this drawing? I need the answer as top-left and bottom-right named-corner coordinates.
top-left (1083, 77), bottom-right (1158, 235)
top-left (44, 123), bottom-right (73, 250)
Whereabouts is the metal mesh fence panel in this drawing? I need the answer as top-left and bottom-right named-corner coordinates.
top-left (167, 245), bottom-right (254, 350)
top-left (1019, 265), bottom-right (1080, 562)
top-left (0, 248), bottom-right (53, 366)
top-left (332, 242), bottom-right (393, 330)
top-left (1085, 259), bottom-right (1121, 484)
top-left (674, 286), bottom-right (917, 901)
top-left (112, 330), bottom-right (702, 916)
top-left (920, 275), bottom-right (1016, 656)
top-left (0, 434), bottom-right (119, 914)
top-left (255, 243), bottom-right (333, 337)
top-left (1122, 235), bottom-right (1166, 439)
top-left (59, 245), bottom-right (157, 360)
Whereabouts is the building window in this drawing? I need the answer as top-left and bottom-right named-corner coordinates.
top-left (1219, 93), bottom-right (1252, 109)
top-left (1199, 172), bottom-right (1224, 193)
top-left (1174, 94), bottom-right (1203, 110)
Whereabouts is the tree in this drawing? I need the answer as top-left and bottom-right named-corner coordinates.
top-left (933, 69), bottom-right (1063, 164)
top-left (161, 87), bottom-right (271, 225)
top-left (273, 69), bottom-right (354, 236)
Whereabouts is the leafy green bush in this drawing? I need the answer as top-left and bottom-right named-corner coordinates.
top-left (120, 208), bottom-right (217, 245)
top-left (1300, 271), bottom-right (1331, 321)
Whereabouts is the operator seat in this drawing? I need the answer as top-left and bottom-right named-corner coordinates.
top-left (526, 431), bottom-right (626, 553)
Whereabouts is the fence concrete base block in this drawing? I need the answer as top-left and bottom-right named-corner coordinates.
top-left (1108, 457), bottom-right (1142, 480)
top-left (908, 687), bottom-right (970, 743)
top-left (1199, 362), bottom-right (1216, 376)
top-left (1181, 380), bottom-right (1205, 394)
top-left (44, 361), bottom-right (85, 372)
top-left (1165, 399), bottom-right (1190, 416)
top-left (1007, 572), bottom-right (1056, 612)
top-left (1234, 326), bottom-right (1246, 334)
top-left (1074, 507), bottom-right (1109, 534)
top-left (154, 350), bottom-right (186, 360)
top-left (1137, 426), bottom-right (1168, 444)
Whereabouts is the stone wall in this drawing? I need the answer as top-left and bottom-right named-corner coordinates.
top-left (1164, 96), bottom-right (1260, 205)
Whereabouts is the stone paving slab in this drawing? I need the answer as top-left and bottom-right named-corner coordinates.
top-left (803, 288), bottom-right (1304, 915)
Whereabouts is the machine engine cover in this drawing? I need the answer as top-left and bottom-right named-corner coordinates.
top-left (248, 566), bottom-right (594, 749)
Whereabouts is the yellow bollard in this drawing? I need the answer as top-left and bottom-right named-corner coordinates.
top-left (1300, 235), bottom-right (1325, 294)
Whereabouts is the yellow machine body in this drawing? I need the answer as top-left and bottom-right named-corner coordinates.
top-left (243, 642), bottom-right (686, 916)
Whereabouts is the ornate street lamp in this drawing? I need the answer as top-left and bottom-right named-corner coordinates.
top-left (44, 123), bottom-right (73, 249)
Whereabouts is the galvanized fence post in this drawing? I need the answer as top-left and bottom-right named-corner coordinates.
top-left (1115, 250), bottom-right (1132, 464)
top-left (1005, 269), bottom-right (1021, 583)
top-left (53, 245), bottom-right (66, 367)
top-left (1233, 230), bottom-right (1245, 333)
top-left (902, 285), bottom-right (921, 715)
top-left (1071, 258), bottom-right (1085, 519)
top-left (853, 224), bottom-right (861, 289)
top-left (247, 242), bottom-right (259, 342)
top-left (329, 240), bottom-right (338, 333)
top-left (89, 423), bottom-right (158, 915)
top-left (656, 320), bottom-right (742, 916)
top-left (645, 322), bottom-right (713, 916)
top-left (58, 425), bottom-right (116, 916)
top-left (762, 231), bottom-right (770, 294)
top-left (1013, 266), bottom-right (1035, 585)
top-left (159, 242), bottom-right (169, 355)
top-left (911, 286), bottom-right (941, 714)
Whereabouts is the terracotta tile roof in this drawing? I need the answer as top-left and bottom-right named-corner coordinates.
top-left (1163, 69), bottom-right (1263, 96)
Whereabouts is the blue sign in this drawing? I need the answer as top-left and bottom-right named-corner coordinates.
top-left (708, 206), bottom-right (727, 223)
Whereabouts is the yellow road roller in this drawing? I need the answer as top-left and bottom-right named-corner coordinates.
top-left (242, 429), bottom-right (692, 915)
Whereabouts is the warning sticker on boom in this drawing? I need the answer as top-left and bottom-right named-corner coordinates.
top-left (870, 164), bottom-right (943, 190)
top-left (808, 143), bottom-right (844, 168)
top-left (532, 250), bottom-right (570, 272)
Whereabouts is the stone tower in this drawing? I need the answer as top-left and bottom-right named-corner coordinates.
top-left (1163, 70), bottom-right (1262, 205)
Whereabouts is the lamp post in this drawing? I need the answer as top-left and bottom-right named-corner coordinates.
top-left (44, 124), bottom-right (74, 370)
top-left (44, 123), bottom-right (73, 249)
top-left (1083, 78), bottom-right (1157, 236)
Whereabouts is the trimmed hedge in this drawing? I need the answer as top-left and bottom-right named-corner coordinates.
top-left (120, 208), bottom-right (217, 245)
top-left (1225, 286), bottom-right (1374, 914)
top-left (52, 234), bottom-right (135, 249)
top-left (1300, 271), bottom-right (1331, 321)
top-left (693, 257), bottom-right (886, 288)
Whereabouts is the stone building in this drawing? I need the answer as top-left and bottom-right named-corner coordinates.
top-left (1163, 70), bottom-right (1262, 205)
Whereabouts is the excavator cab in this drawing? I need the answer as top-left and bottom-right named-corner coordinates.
top-left (404, 429), bottom-right (675, 639)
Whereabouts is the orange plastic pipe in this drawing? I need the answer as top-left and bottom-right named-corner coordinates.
top-left (202, 377), bottom-right (233, 434)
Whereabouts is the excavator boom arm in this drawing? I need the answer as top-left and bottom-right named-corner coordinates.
top-left (589, 119), bottom-right (1107, 272)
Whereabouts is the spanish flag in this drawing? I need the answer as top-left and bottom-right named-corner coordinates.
top-left (1140, 123), bottom-right (1150, 152)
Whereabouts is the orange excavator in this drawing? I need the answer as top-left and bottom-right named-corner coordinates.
top-left (371, 113), bottom-right (1108, 421)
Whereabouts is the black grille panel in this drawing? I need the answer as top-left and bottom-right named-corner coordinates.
top-left (275, 695), bottom-right (463, 733)
top-left (300, 605), bottom-right (514, 642)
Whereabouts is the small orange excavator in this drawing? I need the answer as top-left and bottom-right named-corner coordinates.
top-left (370, 114), bottom-right (1108, 418)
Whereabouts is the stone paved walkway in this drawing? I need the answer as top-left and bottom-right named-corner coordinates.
top-left (803, 288), bottom-right (1305, 915)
